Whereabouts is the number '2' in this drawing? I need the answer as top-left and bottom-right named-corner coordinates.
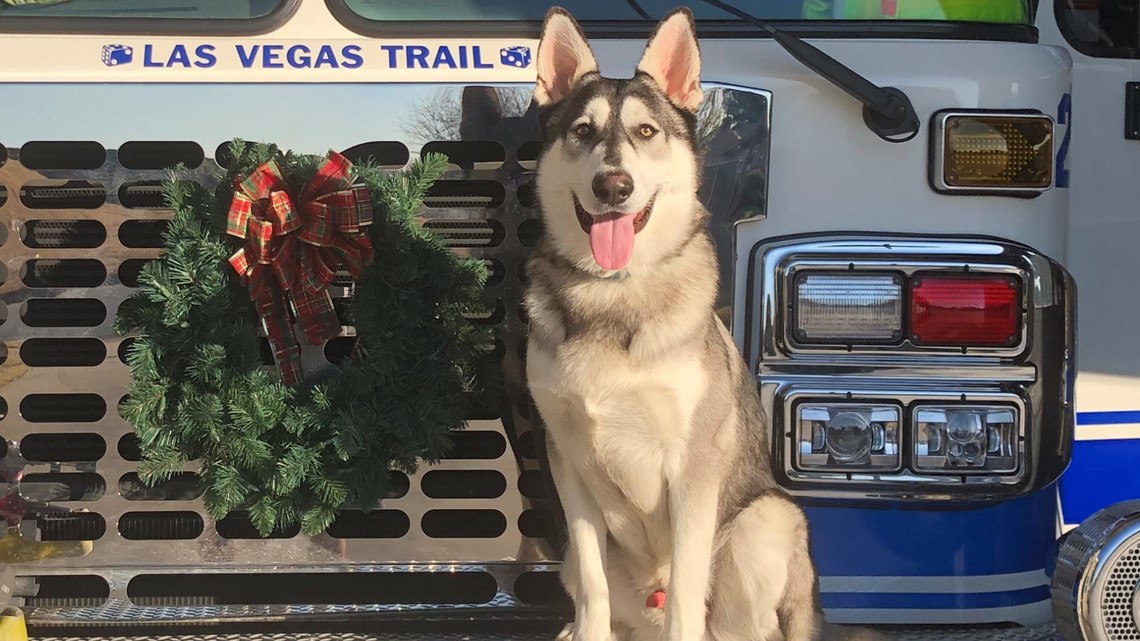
top-left (1056, 93), bottom-right (1072, 189)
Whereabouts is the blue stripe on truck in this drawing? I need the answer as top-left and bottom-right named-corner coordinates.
top-left (1077, 410), bottom-right (1140, 425)
top-left (821, 586), bottom-right (1050, 610)
top-left (1059, 437), bottom-right (1140, 524)
top-left (806, 489), bottom-right (1056, 577)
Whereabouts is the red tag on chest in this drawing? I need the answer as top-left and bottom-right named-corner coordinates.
top-left (645, 589), bottom-right (666, 609)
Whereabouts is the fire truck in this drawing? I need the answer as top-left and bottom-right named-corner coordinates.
top-left (0, 0), bottom-right (1135, 639)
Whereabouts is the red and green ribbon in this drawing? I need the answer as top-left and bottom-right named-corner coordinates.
top-left (226, 151), bottom-right (374, 385)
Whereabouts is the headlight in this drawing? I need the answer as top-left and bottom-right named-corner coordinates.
top-left (913, 405), bottom-right (1018, 473)
top-left (931, 111), bottom-right (1054, 194)
top-left (795, 404), bottom-right (900, 471)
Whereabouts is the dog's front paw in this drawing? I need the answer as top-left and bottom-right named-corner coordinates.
top-left (556, 623), bottom-right (575, 641)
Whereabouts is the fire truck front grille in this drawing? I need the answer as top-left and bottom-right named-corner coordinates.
top-left (0, 138), bottom-right (561, 625)
top-left (0, 82), bottom-right (770, 628)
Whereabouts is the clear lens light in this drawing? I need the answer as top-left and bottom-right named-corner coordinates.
top-left (794, 273), bottom-right (903, 343)
top-left (797, 404), bottom-right (900, 471)
top-left (914, 406), bottom-right (1018, 474)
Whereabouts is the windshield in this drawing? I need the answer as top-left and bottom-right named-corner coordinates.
top-left (0, 0), bottom-right (281, 19)
top-left (340, 0), bottom-right (1030, 24)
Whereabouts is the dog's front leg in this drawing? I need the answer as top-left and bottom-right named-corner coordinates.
top-left (548, 440), bottom-right (613, 641)
top-left (664, 473), bottom-right (719, 641)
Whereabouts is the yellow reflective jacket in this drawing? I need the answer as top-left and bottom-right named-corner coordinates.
top-left (803, 0), bottom-right (1028, 22)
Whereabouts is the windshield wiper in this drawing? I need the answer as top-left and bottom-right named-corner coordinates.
top-left (690, 0), bottom-right (921, 143)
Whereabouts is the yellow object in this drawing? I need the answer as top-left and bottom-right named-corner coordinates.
top-left (941, 114), bottom-right (1054, 189)
top-left (0, 527), bottom-right (93, 564)
top-left (0, 607), bottom-right (27, 641)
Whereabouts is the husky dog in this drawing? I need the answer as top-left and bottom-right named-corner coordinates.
top-left (523, 8), bottom-right (882, 641)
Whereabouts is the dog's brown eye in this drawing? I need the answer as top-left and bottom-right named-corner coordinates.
top-left (638, 124), bottom-right (657, 139)
top-left (573, 123), bottom-right (593, 138)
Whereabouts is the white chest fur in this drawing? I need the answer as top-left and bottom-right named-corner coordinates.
top-left (526, 334), bottom-right (709, 516)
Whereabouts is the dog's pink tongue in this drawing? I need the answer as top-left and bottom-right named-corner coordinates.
top-left (588, 214), bottom-right (636, 271)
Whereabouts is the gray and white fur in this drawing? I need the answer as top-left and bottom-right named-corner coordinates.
top-left (523, 8), bottom-right (886, 641)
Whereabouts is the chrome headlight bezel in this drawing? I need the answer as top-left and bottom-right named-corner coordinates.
top-left (750, 236), bottom-right (1075, 503)
top-left (912, 403), bottom-right (1019, 475)
top-left (779, 389), bottom-right (1028, 493)
top-left (794, 402), bottom-right (903, 472)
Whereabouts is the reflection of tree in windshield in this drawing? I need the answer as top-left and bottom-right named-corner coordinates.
top-left (697, 87), bottom-right (768, 223)
top-left (696, 88), bottom-right (730, 148)
top-left (403, 87), bottom-right (534, 145)
top-left (697, 87), bottom-right (770, 320)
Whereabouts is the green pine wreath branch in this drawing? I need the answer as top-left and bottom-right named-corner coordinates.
top-left (114, 139), bottom-right (497, 536)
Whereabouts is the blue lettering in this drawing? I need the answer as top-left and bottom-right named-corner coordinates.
top-left (262, 44), bottom-right (284, 69)
top-left (432, 45), bottom-right (457, 69)
top-left (167, 44), bottom-right (191, 68)
top-left (380, 45), bottom-right (402, 68)
top-left (194, 44), bottom-right (216, 68)
top-left (314, 45), bottom-right (339, 69)
top-left (341, 45), bottom-right (363, 69)
top-left (287, 44), bottom-right (311, 69)
top-left (406, 45), bottom-right (430, 69)
top-left (472, 45), bottom-right (492, 69)
top-left (236, 45), bottom-right (259, 68)
top-left (1056, 93), bottom-right (1072, 189)
top-left (458, 45), bottom-right (468, 67)
top-left (143, 44), bottom-right (164, 68)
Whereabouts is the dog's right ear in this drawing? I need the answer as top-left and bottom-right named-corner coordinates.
top-left (534, 7), bottom-right (598, 107)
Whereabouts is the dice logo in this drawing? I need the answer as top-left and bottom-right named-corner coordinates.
top-left (499, 45), bottom-right (532, 69)
top-left (102, 44), bottom-right (134, 67)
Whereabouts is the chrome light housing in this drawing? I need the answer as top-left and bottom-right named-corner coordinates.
top-left (913, 405), bottom-right (1018, 474)
top-left (1053, 501), bottom-right (1140, 641)
top-left (795, 404), bottom-right (900, 471)
top-left (779, 389), bottom-right (1025, 492)
top-left (748, 235), bottom-right (1076, 502)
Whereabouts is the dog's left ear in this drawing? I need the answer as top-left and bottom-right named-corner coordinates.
top-left (636, 7), bottom-right (703, 113)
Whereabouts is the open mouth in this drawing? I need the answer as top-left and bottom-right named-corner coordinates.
top-left (572, 193), bottom-right (655, 271)
top-left (574, 195), bottom-right (654, 235)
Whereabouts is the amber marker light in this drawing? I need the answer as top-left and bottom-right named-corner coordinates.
top-left (931, 112), bottom-right (1054, 194)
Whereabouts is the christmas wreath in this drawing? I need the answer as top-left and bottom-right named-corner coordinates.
top-left (114, 141), bottom-right (494, 537)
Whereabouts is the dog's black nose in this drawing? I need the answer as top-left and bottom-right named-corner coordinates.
top-left (592, 171), bottom-right (634, 206)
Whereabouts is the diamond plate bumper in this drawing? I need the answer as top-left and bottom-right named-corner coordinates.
top-left (32, 625), bottom-right (1063, 641)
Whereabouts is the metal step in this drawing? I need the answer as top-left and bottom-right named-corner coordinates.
top-left (41, 629), bottom-right (560, 634)
top-left (33, 625), bottom-right (1063, 641)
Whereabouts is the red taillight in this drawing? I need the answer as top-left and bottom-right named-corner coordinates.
top-left (909, 274), bottom-right (1021, 347)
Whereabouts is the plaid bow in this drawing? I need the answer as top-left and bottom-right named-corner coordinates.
top-left (226, 151), bottom-right (374, 386)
